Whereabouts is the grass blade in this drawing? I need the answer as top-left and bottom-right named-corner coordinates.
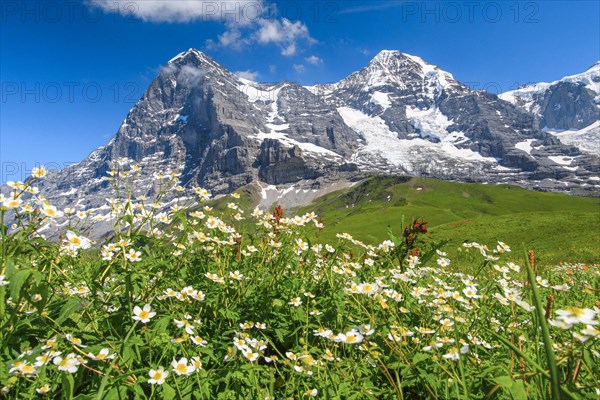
top-left (525, 250), bottom-right (562, 400)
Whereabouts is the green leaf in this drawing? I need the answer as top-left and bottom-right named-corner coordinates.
top-left (62, 373), bottom-right (75, 400)
top-left (272, 299), bottom-right (284, 308)
top-left (493, 375), bottom-right (514, 388)
top-left (153, 315), bottom-right (171, 334)
top-left (73, 395), bottom-right (95, 400)
top-left (412, 352), bottom-right (429, 365)
top-left (583, 348), bottom-right (594, 370)
top-left (4, 257), bottom-right (16, 275)
top-left (56, 298), bottom-right (83, 324)
top-left (509, 379), bottom-right (528, 400)
top-left (103, 386), bottom-right (125, 400)
top-left (9, 268), bottom-right (32, 300)
top-left (122, 345), bottom-right (137, 364)
top-left (337, 381), bottom-right (351, 397)
top-left (31, 270), bottom-right (44, 285)
top-left (417, 368), bottom-right (439, 391)
top-left (34, 283), bottom-right (50, 314)
top-left (162, 382), bottom-right (177, 398)
top-left (122, 215), bottom-right (134, 226)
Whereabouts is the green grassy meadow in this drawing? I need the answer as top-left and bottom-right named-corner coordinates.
top-left (1, 171), bottom-right (599, 399)
top-left (297, 176), bottom-right (600, 265)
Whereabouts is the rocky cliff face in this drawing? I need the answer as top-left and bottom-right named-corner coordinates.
top-left (33, 50), bottom-right (361, 212)
top-left (16, 49), bottom-right (600, 224)
top-left (500, 62), bottom-right (600, 157)
top-left (501, 62), bottom-right (600, 130)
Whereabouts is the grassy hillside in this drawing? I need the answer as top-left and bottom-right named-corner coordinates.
top-left (297, 176), bottom-right (600, 265)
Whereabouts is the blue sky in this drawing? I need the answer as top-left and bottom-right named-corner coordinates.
top-left (1, 0), bottom-right (599, 183)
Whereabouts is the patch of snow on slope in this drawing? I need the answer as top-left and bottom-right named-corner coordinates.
top-left (514, 139), bottom-right (535, 155)
top-left (545, 121), bottom-right (600, 155)
top-left (370, 91), bottom-right (391, 109)
top-left (337, 107), bottom-right (496, 172)
top-left (303, 83), bottom-right (336, 96)
top-left (236, 78), bottom-right (280, 104)
top-left (405, 106), bottom-right (452, 141)
top-left (253, 131), bottom-right (341, 158)
top-left (60, 188), bottom-right (77, 196)
top-left (405, 53), bottom-right (455, 96)
top-left (265, 123), bottom-right (290, 132)
top-left (237, 79), bottom-right (339, 159)
top-left (498, 83), bottom-right (552, 117)
top-left (562, 62), bottom-right (600, 95)
top-left (548, 156), bottom-right (576, 166)
top-left (266, 85), bottom-right (285, 123)
top-left (260, 184), bottom-right (277, 200)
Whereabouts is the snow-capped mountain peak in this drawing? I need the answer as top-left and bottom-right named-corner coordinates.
top-left (500, 60), bottom-right (600, 133)
top-left (562, 61), bottom-right (600, 94)
top-left (168, 48), bottom-right (210, 64)
top-left (501, 61), bottom-right (600, 102)
top-left (11, 49), bottom-right (597, 239)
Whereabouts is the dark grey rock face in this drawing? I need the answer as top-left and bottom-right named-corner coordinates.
top-left (256, 140), bottom-right (316, 185)
top-left (274, 85), bottom-right (359, 157)
top-left (20, 49), bottom-right (599, 222)
top-left (539, 82), bottom-right (598, 130)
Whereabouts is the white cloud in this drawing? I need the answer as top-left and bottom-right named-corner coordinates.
top-left (293, 64), bottom-right (306, 73)
top-left (306, 55), bottom-right (323, 65)
top-left (178, 65), bottom-right (205, 86)
top-left (90, 0), bottom-right (263, 23)
top-left (281, 43), bottom-right (297, 57)
top-left (160, 63), bottom-right (178, 76)
top-left (206, 24), bottom-right (251, 50)
top-left (90, 1), bottom-right (315, 57)
top-left (217, 28), bottom-right (243, 46)
top-left (254, 18), bottom-right (313, 56)
top-left (159, 64), bottom-right (205, 86)
top-left (235, 70), bottom-right (260, 81)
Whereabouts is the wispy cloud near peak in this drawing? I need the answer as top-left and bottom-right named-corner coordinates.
top-left (90, 0), bottom-right (266, 23)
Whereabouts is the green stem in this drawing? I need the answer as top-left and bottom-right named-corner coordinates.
top-left (1, 210), bottom-right (6, 272)
top-left (173, 377), bottom-right (184, 399)
top-left (145, 328), bottom-right (152, 364)
top-left (524, 254), bottom-right (561, 400)
top-left (487, 329), bottom-right (578, 400)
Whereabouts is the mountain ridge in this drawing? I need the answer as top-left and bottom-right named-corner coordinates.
top-left (4, 48), bottom-right (599, 237)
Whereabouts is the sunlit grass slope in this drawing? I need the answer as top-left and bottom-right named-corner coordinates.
top-left (298, 176), bottom-right (600, 265)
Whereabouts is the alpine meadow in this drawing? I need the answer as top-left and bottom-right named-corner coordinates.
top-left (1, 1), bottom-right (600, 399)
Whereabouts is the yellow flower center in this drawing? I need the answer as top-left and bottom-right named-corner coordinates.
top-left (22, 365), bottom-right (35, 373)
top-left (567, 307), bottom-right (584, 316)
top-left (176, 364), bottom-right (187, 373)
top-left (139, 310), bottom-right (149, 319)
